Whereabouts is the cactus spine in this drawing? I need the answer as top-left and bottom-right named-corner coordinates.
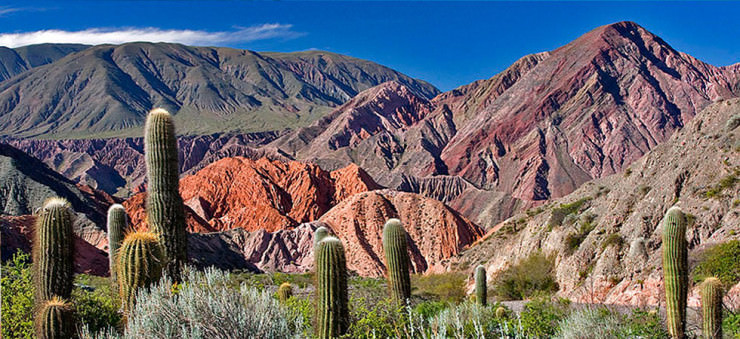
top-left (700, 277), bottom-right (723, 339)
top-left (382, 218), bottom-right (411, 304)
top-left (475, 265), bottom-right (487, 306)
top-left (662, 206), bottom-right (688, 339)
top-left (277, 282), bottom-right (293, 303)
top-left (33, 197), bottom-right (74, 303)
top-left (118, 231), bottom-right (164, 315)
top-left (144, 108), bottom-right (187, 282)
top-left (107, 204), bottom-right (127, 283)
top-left (314, 226), bottom-right (329, 248)
top-left (316, 237), bottom-right (349, 338)
top-left (35, 297), bottom-right (75, 339)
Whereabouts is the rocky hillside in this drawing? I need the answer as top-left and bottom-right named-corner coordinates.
top-left (450, 98), bottom-right (740, 306)
top-left (0, 43), bottom-right (438, 138)
top-left (124, 157), bottom-right (381, 232)
top-left (267, 21), bottom-right (740, 229)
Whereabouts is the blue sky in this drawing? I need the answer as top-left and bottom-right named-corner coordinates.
top-left (1, 1), bottom-right (738, 91)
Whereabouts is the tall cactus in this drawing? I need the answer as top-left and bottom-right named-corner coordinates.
top-left (316, 237), bottom-right (349, 338)
top-left (662, 206), bottom-right (688, 339)
top-left (33, 197), bottom-right (74, 303)
top-left (35, 297), bottom-right (75, 339)
top-left (144, 108), bottom-right (187, 282)
top-left (277, 282), bottom-right (293, 303)
top-left (475, 265), bottom-right (487, 306)
top-left (107, 204), bottom-right (127, 283)
top-left (382, 218), bottom-right (411, 303)
top-left (118, 231), bottom-right (164, 315)
top-left (700, 277), bottom-right (723, 339)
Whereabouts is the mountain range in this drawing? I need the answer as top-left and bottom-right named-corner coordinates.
top-left (0, 43), bottom-right (438, 138)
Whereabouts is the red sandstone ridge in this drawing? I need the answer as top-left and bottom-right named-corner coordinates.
top-left (318, 189), bottom-right (484, 277)
top-left (122, 193), bottom-right (216, 233)
top-left (124, 157), bottom-right (381, 232)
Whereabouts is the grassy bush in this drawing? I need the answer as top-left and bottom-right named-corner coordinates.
top-left (601, 234), bottom-right (624, 250)
top-left (519, 297), bottom-right (570, 338)
top-left (555, 307), bottom-right (668, 339)
top-left (412, 300), bottom-right (449, 319)
top-left (87, 267), bottom-right (307, 338)
top-left (411, 272), bottom-right (466, 303)
top-left (564, 214), bottom-right (596, 253)
top-left (548, 198), bottom-right (590, 229)
top-left (1, 251), bottom-right (34, 339)
top-left (73, 275), bottom-right (122, 334)
top-left (705, 170), bottom-right (739, 198)
top-left (344, 297), bottom-right (409, 338)
top-left (692, 240), bottom-right (740, 287)
top-left (725, 311), bottom-right (740, 338)
top-left (493, 252), bottom-right (558, 300)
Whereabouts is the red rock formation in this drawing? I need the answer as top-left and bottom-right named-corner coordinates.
top-left (319, 189), bottom-right (484, 277)
top-left (124, 157), bottom-right (381, 232)
top-left (122, 193), bottom-right (216, 233)
top-left (1, 215), bottom-right (109, 276)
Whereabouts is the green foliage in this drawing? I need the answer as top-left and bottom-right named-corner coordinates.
top-left (283, 296), bottom-right (314, 337)
top-left (382, 218), bottom-right (412, 303)
top-left (117, 231), bottom-right (164, 315)
top-left (520, 298), bottom-right (570, 338)
top-left (34, 197), bottom-right (75, 303)
top-left (564, 214), bottom-right (596, 253)
top-left (601, 233), bottom-right (624, 250)
top-left (493, 252), bottom-right (558, 300)
top-left (411, 272), bottom-right (466, 303)
top-left (700, 277), bottom-right (723, 339)
top-left (343, 297), bottom-right (409, 339)
top-left (705, 169), bottom-right (739, 198)
top-left (724, 311), bottom-right (740, 338)
top-left (412, 300), bottom-right (448, 319)
top-left (727, 113), bottom-right (740, 131)
top-left (474, 265), bottom-right (487, 306)
top-left (144, 108), bottom-right (187, 282)
top-left (73, 275), bottom-right (121, 334)
top-left (315, 237), bottom-right (349, 338)
top-left (548, 197), bottom-right (590, 229)
top-left (662, 206), bottom-right (688, 339)
top-left (693, 240), bottom-right (740, 287)
top-left (1, 251), bottom-right (34, 339)
top-left (555, 307), bottom-right (669, 339)
top-left (106, 204), bottom-right (127, 283)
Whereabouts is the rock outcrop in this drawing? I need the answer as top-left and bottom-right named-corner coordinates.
top-left (451, 98), bottom-right (740, 306)
top-left (124, 157), bottom-right (381, 232)
top-left (319, 189), bottom-right (484, 276)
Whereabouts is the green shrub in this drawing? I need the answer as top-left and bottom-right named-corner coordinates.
top-left (493, 252), bottom-right (558, 300)
top-left (343, 297), bottom-right (409, 339)
top-left (601, 234), bottom-right (624, 250)
top-left (548, 198), bottom-right (590, 229)
top-left (87, 267), bottom-right (307, 338)
top-left (409, 302), bottom-right (516, 338)
top-left (411, 273), bottom-right (466, 302)
top-left (1, 251), bottom-right (34, 339)
top-left (692, 240), bottom-right (740, 287)
top-left (705, 170), bottom-right (739, 198)
top-left (724, 311), bottom-right (740, 338)
top-left (564, 215), bottom-right (596, 253)
top-left (519, 298), bottom-right (570, 338)
top-left (412, 300), bottom-right (449, 319)
top-left (555, 307), bottom-right (668, 339)
top-left (72, 275), bottom-right (121, 334)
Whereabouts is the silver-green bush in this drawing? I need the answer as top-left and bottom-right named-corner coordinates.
top-left (85, 267), bottom-right (306, 338)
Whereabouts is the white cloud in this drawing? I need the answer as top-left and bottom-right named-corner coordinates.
top-left (0, 6), bottom-right (21, 16)
top-left (0, 24), bottom-right (303, 48)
